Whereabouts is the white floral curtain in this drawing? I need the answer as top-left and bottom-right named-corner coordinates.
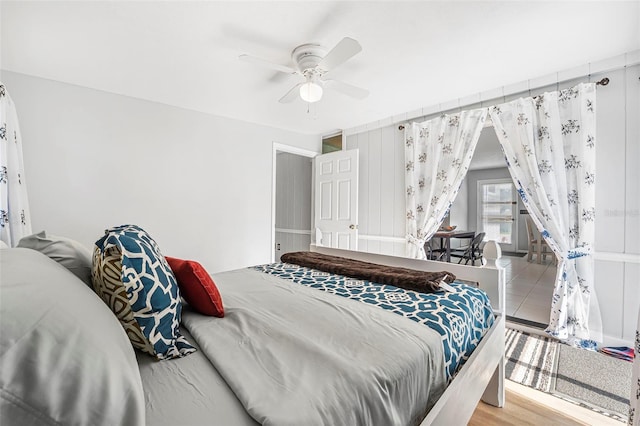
top-left (0, 83), bottom-right (32, 246)
top-left (405, 108), bottom-right (487, 259)
top-left (489, 83), bottom-right (601, 343)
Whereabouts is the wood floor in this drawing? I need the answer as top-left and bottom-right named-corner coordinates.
top-left (468, 380), bottom-right (622, 426)
top-left (470, 389), bottom-right (585, 425)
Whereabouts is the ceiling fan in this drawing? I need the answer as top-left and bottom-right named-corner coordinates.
top-left (239, 37), bottom-right (369, 104)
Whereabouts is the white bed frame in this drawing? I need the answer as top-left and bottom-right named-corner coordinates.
top-left (310, 240), bottom-right (506, 425)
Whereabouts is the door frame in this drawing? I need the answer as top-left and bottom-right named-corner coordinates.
top-left (476, 177), bottom-right (519, 252)
top-left (271, 142), bottom-right (319, 262)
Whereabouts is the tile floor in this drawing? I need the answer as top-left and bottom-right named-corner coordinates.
top-left (498, 254), bottom-right (557, 325)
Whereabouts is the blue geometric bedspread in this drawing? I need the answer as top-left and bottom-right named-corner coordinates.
top-left (252, 262), bottom-right (495, 380)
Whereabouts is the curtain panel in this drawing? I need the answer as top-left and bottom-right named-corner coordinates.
top-left (489, 83), bottom-right (601, 343)
top-left (404, 108), bottom-right (487, 259)
top-left (0, 83), bottom-right (32, 246)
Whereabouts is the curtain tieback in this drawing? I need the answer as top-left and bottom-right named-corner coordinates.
top-left (563, 244), bottom-right (593, 260)
top-left (406, 235), bottom-right (426, 247)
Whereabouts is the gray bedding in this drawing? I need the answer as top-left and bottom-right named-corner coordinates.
top-left (0, 248), bottom-right (145, 426)
top-left (181, 268), bottom-right (447, 426)
top-left (137, 327), bottom-right (258, 426)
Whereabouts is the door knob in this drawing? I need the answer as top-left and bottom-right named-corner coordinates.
top-left (349, 224), bottom-right (357, 230)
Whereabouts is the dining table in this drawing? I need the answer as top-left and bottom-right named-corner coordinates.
top-left (429, 230), bottom-right (476, 263)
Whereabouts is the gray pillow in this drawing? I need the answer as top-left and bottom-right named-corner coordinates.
top-left (17, 231), bottom-right (92, 287)
top-left (0, 248), bottom-right (146, 426)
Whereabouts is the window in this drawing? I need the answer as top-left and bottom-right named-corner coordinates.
top-left (322, 134), bottom-right (342, 154)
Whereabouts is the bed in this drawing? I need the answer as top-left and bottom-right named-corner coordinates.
top-left (0, 236), bottom-right (505, 426)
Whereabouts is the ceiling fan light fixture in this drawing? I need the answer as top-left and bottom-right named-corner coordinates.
top-left (242, 37), bottom-right (366, 105)
top-left (299, 81), bottom-right (323, 103)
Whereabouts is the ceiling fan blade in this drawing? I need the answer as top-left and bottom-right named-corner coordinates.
top-left (317, 37), bottom-right (362, 72)
top-left (239, 54), bottom-right (298, 74)
top-left (324, 79), bottom-right (369, 100)
top-left (279, 83), bottom-right (304, 103)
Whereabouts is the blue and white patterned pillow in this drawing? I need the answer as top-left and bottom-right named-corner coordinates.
top-left (92, 224), bottom-right (195, 359)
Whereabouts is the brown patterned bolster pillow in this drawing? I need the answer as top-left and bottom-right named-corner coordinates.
top-left (280, 251), bottom-right (455, 294)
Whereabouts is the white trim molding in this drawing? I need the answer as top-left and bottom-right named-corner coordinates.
top-left (275, 228), bottom-right (312, 235)
top-left (272, 142), bottom-right (319, 159)
top-left (358, 234), bottom-right (405, 243)
top-left (593, 251), bottom-right (640, 264)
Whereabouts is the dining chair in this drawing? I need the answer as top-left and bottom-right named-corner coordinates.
top-left (525, 217), bottom-right (556, 265)
top-left (450, 232), bottom-right (485, 266)
top-left (424, 239), bottom-right (446, 261)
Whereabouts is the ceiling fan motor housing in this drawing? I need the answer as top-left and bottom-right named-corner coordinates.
top-left (292, 44), bottom-right (327, 74)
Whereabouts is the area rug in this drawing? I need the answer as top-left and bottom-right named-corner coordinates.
top-left (505, 328), bottom-right (632, 422)
top-left (505, 327), bottom-right (557, 392)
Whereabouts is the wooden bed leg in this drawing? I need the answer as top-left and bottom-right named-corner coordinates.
top-left (481, 355), bottom-right (505, 407)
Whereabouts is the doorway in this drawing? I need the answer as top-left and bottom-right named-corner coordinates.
top-left (272, 143), bottom-right (317, 262)
top-left (450, 126), bottom-right (557, 328)
top-left (477, 178), bottom-right (518, 253)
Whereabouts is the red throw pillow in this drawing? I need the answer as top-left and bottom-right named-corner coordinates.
top-left (165, 257), bottom-right (224, 317)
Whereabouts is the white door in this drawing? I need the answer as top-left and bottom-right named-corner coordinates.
top-left (477, 178), bottom-right (518, 252)
top-left (314, 149), bottom-right (359, 249)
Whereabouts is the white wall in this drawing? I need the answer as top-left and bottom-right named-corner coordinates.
top-left (449, 178), bottom-right (468, 233)
top-left (342, 58), bottom-right (640, 346)
top-left (592, 64), bottom-right (640, 346)
top-left (1, 71), bottom-right (320, 273)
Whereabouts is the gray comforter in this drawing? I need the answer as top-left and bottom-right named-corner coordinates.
top-left (182, 268), bottom-right (447, 426)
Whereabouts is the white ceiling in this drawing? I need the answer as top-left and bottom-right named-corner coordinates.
top-left (1, 1), bottom-right (638, 136)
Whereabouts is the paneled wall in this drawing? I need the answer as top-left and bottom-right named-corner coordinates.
top-left (345, 125), bottom-right (471, 255)
top-left (592, 64), bottom-right (640, 345)
top-left (274, 152), bottom-right (312, 260)
top-left (345, 126), bottom-right (406, 256)
top-left (344, 56), bottom-right (640, 346)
